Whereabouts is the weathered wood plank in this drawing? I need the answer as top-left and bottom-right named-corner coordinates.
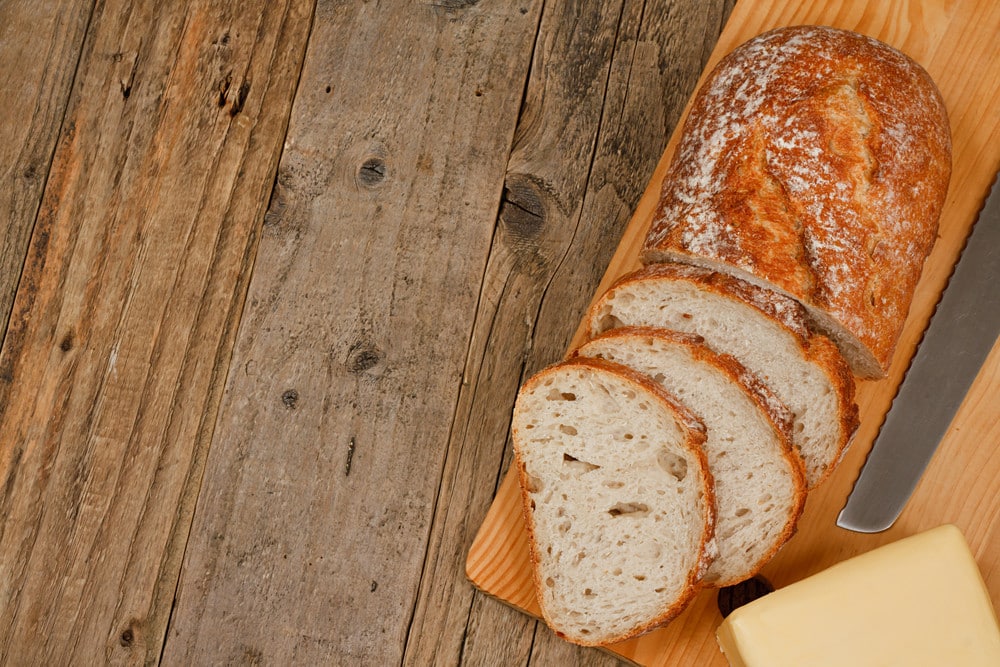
top-left (161, 2), bottom-right (544, 664)
top-left (0, 1), bottom-right (313, 663)
top-left (459, 596), bottom-right (538, 666)
top-left (0, 0), bottom-right (93, 344)
top-left (393, 0), bottom-right (732, 664)
top-left (402, 1), bottom-right (634, 661)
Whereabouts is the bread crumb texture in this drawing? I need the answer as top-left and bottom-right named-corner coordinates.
top-left (512, 360), bottom-right (712, 645)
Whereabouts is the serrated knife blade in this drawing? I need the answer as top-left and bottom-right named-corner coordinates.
top-left (837, 174), bottom-right (1000, 533)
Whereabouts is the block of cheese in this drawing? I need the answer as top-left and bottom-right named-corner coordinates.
top-left (716, 525), bottom-right (1000, 667)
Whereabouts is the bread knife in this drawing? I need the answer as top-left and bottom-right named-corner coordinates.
top-left (837, 172), bottom-right (1000, 533)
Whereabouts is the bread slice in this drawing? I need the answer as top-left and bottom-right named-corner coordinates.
top-left (586, 263), bottom-right (858, 488)
top-left (511, 357), bottom-right (716, 646)
top-left (575, 327), bottom-right (806, 587)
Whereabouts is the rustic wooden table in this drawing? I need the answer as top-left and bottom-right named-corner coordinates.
top-left (0, 1), bottom-right (736, 664)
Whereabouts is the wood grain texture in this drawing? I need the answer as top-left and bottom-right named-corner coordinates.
top-left (0, 0), bottom-right (93, 344)
top-left (467, 1), bottom-right (1000, 665)
top-left (161, 2), bottom-right (544, 664)
top-left (407, 0), bottom-right (646, 661)
top-left (0, 1), bottom-right (313, 663)
top-left (399, 1), bottom-right (735, 665)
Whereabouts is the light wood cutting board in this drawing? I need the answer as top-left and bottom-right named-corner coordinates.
top-left (467, 1), bottom-right (1000, 664)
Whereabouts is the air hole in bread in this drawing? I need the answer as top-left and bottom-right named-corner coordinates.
top-left (583, 588), bottom-right (595, 596)
top-left (651, 373), bottom-right (666, 384)
top-left (603, 480), bottom-right (625, 489)
top-left (595, 312), bottom-right (625, 334)
top-left (622, 433), bottom-right (634, 440)
top-left (545, 577), bottom-right (555, 588)
top-left (657, 450), bottom-right (689, 482)
top-left (634, 575), bottom-right (646, 581)
top-left (612, 567), bottom-right (622, 576)
top-left (546, 389), bottom-right (577, 401)
top-left (558, 520), bottom-right (572, 533)
top-left (623, 389), bottom-right (636, 399)
top-left (562, 452), bottom-right (600, 474)
top-left (579, 629), bottom-right (590, 635)
top-left (559, 424), bottom-right (578, 436)
top-left (607, 502), bottom-right (650, 518)
top-left (654, 587), bottom-right (666, 593)
top-left (525, 474), bottom-right (544, 493)
top-left (735, 507), bottom-right (750, 517)
top-left (758, 493), bottom-right (772, 505)
top-left (638, 402), bottom-right (649, 410)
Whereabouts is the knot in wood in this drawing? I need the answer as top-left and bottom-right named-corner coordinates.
top-left (347, 341), bottom-right (383, 373)
top-left (357, 158), bottom-right (387, 187)
top-left (118, 621), bottom-right (140, 648)
top-left (59, 331), bottom-right (74, 352)
top-left (434, 0), bottom-right (480, 9)
top-left (499, 179), bottom-right (546, 238)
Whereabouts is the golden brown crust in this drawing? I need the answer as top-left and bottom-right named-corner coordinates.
top-left (641, 25), bottom-right (952, 377)
top-left (803, 333), bottom-right (861, 485)
top-left (579, 327), bottom-right (807, 587)
top-left (585, 264), bottom-right (858, 488)
top-left (511, 357), bottom-right (717, 646)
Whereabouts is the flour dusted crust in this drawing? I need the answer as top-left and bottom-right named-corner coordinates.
top-left (641, 25), bottom-right (952, 377)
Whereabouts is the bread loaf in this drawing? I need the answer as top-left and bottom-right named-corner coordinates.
top-left (641, 25), bottom-right (952, 377)
top-left (586, 263), bottom-right (858, 489)
top-left (575, 328), bottom-right (806, 586)
top-left (511, 357), bottom-right (716, 646)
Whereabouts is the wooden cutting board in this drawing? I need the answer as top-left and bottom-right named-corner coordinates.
top-left (466, 1), bottom-right (1000, 664)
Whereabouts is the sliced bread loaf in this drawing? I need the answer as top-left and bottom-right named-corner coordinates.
top-left (586, 263), bottom-right (858, 488)
top-left (511, 357), bottom-right (716, 646)
top-left (641, 26), bottom-right (951, 378)
top-left (575, 328), bottom-right (805, 587)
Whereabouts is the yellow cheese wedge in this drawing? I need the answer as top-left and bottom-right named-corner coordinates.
top-left (716, 524), bottom-right (1000, 667)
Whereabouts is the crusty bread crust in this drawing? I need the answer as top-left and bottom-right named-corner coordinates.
top-left (641, 25), bottom-right (952, 377)
top-left (802, 331), bottom-right (861, 480)
top-left (512, 357), bottom-right (717, 646)
top-left (578, 327), bottom-right (807, 586)
top-left (586, 264), bottom-right (859, 488)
